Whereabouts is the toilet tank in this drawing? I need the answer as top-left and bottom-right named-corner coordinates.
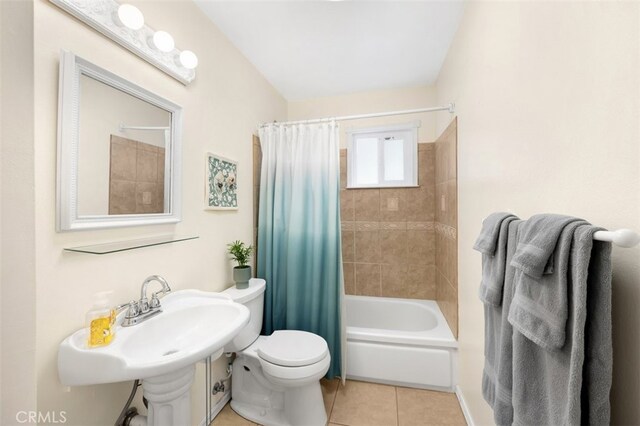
top-left (222, 278), bottom-right (266, 352)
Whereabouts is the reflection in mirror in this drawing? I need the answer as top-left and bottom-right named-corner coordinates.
top-left (57, 51), bottom-right (182, 231)
top-left (77, 75), bottom-right (171, 216)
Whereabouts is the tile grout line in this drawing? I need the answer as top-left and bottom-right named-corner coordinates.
top-left (395, 385), bottom-right (399, 426)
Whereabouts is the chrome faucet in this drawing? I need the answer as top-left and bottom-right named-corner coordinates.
top-left (117, 275), bottom-right (172, 327)
top-left (140, 275), bottom-right (172, 313)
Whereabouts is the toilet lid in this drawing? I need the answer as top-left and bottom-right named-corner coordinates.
top-left (257, 330), bottom-right (329, 367)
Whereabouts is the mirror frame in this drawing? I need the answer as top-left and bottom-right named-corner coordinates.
top-left (56, 50), bottom-right (183, 231)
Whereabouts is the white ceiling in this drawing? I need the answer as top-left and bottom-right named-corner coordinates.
top-left (195, 1), bottom-right (465, 101)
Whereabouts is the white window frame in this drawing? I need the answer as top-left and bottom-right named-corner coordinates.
top-left (346, 121), bottom-right (420, 189)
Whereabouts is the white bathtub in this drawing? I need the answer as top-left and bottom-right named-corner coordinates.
top-left (345, 295), bottom-right (458, 391)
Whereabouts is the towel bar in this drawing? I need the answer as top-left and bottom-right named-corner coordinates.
top-left (593, 229), bottom-right (640, 248)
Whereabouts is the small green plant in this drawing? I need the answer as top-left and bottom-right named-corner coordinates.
top-left (227, 240), bottom-right (253, 268)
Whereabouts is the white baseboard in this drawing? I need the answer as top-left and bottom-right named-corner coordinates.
top-left (198, 391), bottom-right (230, 426)
top-left (455, 385), bottom-right (475, 426)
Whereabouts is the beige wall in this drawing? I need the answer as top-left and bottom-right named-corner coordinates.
top-left (435, 2), bottom-right (640, 424)
top-left (288, 85), bottom-right (440, 148)
top-left (3, 0), bottom-right (287, 425)
top-left (1, 1), bottom-right (37, 424)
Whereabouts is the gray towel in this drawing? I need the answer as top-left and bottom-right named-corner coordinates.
top-left (510, 214), bottom-right (584, 279)
top-left (474, 212), bottom-right (517, 255)
top-left (482, 219), bottom-right (523, 425)
top-left (475, 213), bottom-right (519, 306)
top-left (510, 224), bottom-right (612, 426)
top-left (581, 232), bottom-right (613, 425)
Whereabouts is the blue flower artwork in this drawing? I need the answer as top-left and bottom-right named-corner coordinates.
top-left (206, 153), bottom-right (238, 210)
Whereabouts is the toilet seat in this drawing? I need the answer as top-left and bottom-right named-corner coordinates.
top-left (259, 350), bottom-right (331, 382)
top-left (257, 330), bottom-right (329, 367)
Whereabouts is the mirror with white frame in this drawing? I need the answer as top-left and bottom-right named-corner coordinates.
top-left (57, 51), bottom-right (182, 231)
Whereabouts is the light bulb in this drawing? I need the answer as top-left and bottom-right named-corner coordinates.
top-left (178, 50), bottom-right (198, 69)
top-left (150, 31), bottom-right (175, 52)
top-left (117, 4), bottom-right (144, 30)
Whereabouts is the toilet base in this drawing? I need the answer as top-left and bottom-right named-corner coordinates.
top-left (230, 355), bottom-right (327, 426)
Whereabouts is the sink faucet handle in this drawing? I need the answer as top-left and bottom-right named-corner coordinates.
top-left (151, 287), bottom-right (171, 308)
top-left (114, 301), bottom-right (139, 319)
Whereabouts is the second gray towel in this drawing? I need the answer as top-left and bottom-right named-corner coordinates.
top-left (510, 224), bottom-right (612, 425)
top-left (510, 214), bottom-right (584, 279)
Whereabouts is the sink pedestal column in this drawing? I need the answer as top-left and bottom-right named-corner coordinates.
top-left (142, 365), bottom-right (195, 426)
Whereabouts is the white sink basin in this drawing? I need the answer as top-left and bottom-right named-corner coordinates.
top-left (58, 290), bottom-right (250, 386)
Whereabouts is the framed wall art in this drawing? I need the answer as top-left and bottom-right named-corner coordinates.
top-left (205, 153), bottom-right (238, 210)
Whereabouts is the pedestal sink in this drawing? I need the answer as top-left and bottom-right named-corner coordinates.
top-left (58, 290), bottom-right (250, 426)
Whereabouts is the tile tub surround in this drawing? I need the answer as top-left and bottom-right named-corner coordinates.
top-left (211, 379), bottom-right (466, 426)
top-left (341, 143), bottom-right (436, 300)
top-left (434, 119), bottom-right (458, 338)
top-left (108, 135), bottom-right (166, 215)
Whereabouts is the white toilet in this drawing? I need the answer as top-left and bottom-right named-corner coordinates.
top-left (222, 278), bottom-right (331, 426)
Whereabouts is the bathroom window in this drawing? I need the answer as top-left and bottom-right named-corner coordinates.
top-left (347, 122), bottom-right (419, 188)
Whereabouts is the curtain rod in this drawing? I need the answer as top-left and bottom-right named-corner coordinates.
top-left (119, 123), bottom-right (170, 131)
top-left (260, 103), bottom-right (455, 128)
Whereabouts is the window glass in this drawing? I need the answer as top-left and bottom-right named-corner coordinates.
top-left (383, 137), bottom-right (404, 181)
top-left (355, 137), bottom-right (378, 185)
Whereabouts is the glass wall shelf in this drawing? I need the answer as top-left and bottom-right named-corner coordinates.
top-left (63, 235), bottom-right (199, 255)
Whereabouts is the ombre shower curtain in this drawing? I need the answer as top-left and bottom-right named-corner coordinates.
top-left (257, 121), bottom-right (345, 379)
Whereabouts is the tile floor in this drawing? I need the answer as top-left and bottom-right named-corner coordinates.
top-left (211, 379), bottom-right (467, 426)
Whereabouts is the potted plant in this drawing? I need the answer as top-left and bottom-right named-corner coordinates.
top-left (228, 240), bottom-right (253, 289)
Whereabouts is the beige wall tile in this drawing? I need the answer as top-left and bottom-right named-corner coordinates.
top-left (435, 182), bottom-right (445, 224)
top-left (446, 235), bottom-right (458, 290)
top-left (136, 149), bottom-right (158, 183)
top-left (340, 151), bottom-right (347, 189)
top-left (135, 182), bottom-right (160, 213)
top-left (397, 387), bottom-right (466, 425)
top-left (253, 185), bottom-right (260, 228)
top-left (136, 140), bottom-right (159, 153)
top-left (435, 141), bottom-right (448, 184)
top-left (353, 189), bottom-right (380, 221)
top-left (435, 231), bottom-right (443, 273)
top-left (418, 143), bottom-right (435, 187)
top-left (379, 188), bottom-right (407, 222)
top-left (406, 230), bottom-right (435, 266)
top-left (157, 150), bottom-right (165, 186)
top-left (110, 138), bottom-right (137, 181)
top-left (355, 230), bottom-right (380, 263)
top-left (108, 180), bottom-right (136, 214)
top-left (405, 187), bottom-right (434, 222)
top-left (380, 229), bottom-right (407, 265)
top-left (447, 179), bottom-right (458, 227)
top-left (407, 264), bottom-right (436, 300)
top-left (330, 380), bottom-right (397, 426)
top-left (340, 189), bottom-right (355, 222)
top-left (355, 263), bottom-right (381, 296)
top-left (381, 263), bottom-right (408, 298)
top-left (436, 271), bottom-right (458, 338)
top-left (341, 230), bottom-right (355, 263)
top-left (343, 262), bottom-right (356, 295)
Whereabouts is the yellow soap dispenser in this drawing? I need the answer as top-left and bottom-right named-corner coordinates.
top-left (86, 291), bottom-right (115, 348)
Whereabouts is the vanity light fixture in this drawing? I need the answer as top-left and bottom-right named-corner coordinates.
top-left (50, 0), bottom-right (197, 84)
top-left (178, 50), bottom-right (198, 70)
top-left (150, 30), bottom-right (175, 53)
top-left (116, 4), bottom-right (144, 30)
